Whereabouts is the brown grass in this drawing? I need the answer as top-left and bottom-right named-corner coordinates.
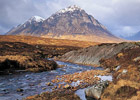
top-left (0, 55), bottom-right (58, 74)
top-left (0, 35), bottom-right (99, 48)
top-left (24, 90), bottom-right (80, 100)
top-left (100, 45), bottom-right (140, 100)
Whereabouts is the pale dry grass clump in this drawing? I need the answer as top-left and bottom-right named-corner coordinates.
top-left (0, 55), bottom-right (31, 63)
top-left (0, 55), bottom-right (58, 73)
top-left (101, 79), bottom-right (140, 100)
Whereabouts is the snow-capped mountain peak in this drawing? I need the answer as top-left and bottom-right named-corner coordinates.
top-left (28, 16), bottom-right (45, 23)
top-left (10, 16), bottom-right (45, 31)
top-left (56, 5), bottom-right (83, 14)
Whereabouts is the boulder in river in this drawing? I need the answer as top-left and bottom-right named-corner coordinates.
top-left (16, 88), bottom-right (24, 92)
top-left (46, 82), bottom-right (53, 86)
top-left (64, 84), bottom-right (71, 89)
top-left (85, 81), bottom-right (108, 100)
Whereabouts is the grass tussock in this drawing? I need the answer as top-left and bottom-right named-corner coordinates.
top-left (100, 44), bottom-right (140, 100)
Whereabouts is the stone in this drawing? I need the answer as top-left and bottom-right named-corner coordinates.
top-left (115, 66), bottom-right (121, 71)
top-left (16, 88), bottom-right (24, 92)
top-left (85, 81), bottom-right (108, 100)
top-left (122, 69), bottom-right (127, 74)
top-left (104, 68), bottom-right (111, 73)
top-left (54, 86), bottom-right (57, 89)
top-left (20, 93), bottom-right (24, 96)
top-left (42, 88), bottom-right (46, 90)
top-left (133, 56), bottom-right (140, 62)
top-left (64, 84), bottom-right (71, 89)
top-left (58, 84), bottom-right (61, 89)
top-left (46, 82), bottom-right (53, 86)
top-left (29, 83), bottom-right (34, 86)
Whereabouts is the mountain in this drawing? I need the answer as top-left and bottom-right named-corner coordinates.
top-left (123, 31), bottom-right (140, 41)
top-left (6, 5), bottom-right (123, 43)
top-left (7, 16), bottom-right (45, 36)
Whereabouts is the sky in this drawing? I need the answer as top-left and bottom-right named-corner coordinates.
top-left (0, 0), bottom-right (140, 37)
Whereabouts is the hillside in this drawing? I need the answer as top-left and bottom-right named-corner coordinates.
top-left (58, 42), bottom-right (139, 66)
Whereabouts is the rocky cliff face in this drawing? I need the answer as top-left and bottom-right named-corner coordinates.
top-left (58, 42), bottom-right (139, 66)
top-left (6, 5), bottom-right (122, 43)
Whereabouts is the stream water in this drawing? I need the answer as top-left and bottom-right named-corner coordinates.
top-left (0, 60), bottom-right (103, 100)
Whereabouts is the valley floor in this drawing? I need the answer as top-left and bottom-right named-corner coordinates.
top-left (0, 35), bottom-right (140, 100)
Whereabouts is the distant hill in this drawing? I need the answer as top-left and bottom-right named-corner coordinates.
top-left (0, 35), bottom-right (98, 48)
top-left (6, 5), bottom-right (123, 43)
top-left (123, 31), bottom-right (140, 41)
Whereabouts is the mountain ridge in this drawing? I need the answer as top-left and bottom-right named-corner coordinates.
top-left (6, 5), bottom-right (123, 43)
top-left (122, 31), bottom-right (140, 41)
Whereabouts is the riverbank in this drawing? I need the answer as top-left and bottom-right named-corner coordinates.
top-left (0, 41), bottom-right (81, 75)
top-left (23, 61), bottom-right (112, 100)
top-left (24, 69), bottom-right (112, 100)
top-left (58, 42), bottom-right (139, 66)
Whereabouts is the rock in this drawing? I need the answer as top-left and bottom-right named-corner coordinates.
top-left (115, 66), bottom-right (121, 71)
top-left (54, 86), bottom-right (57, 89)
top-left (1, 88), bottom-right (8, 91)
top-left (59, 65), bottom-right (65, 68)
top-left (85, 81), bottom-right (108, 100)
top-left (27, 78), bottom-right (31, 80)
top-left (29, 83), bottom-right (34, 86)
top-left (16, 88), bottom-right (24, 92)
top-left (59, 42), bottom-right (136, 66)
top-left (20, 93), bottom-right (24, 96)
top-left (52, 88), bottom-right (55, 90)
top-left (64, 84), bottom-right (71, 89)
top-left (46, 82), bottom-right (53, 86)
top-left (117, 53), bottom-right (124, 58)
top-left (133, 56), bottom-right (140, 62)
top-left (104, 68), bottom-right (111, 73)
top-left (25, 75), bottom-right (29, 77)
top-left (58, 84), bottom-right (61, 89)
top-left (122, 69), bottom-right (127, 74)
top-left (42, 87), bottom-right (46, 90)
top-left (61, 69), bottom-right (66, 72)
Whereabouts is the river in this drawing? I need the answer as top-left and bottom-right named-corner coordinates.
top-left (0, 60), bottom-right (103, 100)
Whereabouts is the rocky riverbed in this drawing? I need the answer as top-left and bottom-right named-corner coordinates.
top-left (0, 60), bottom-right (107, 100)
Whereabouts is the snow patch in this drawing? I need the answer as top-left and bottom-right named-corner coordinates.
top-left (23, 24), bottom-right (26, 28)
top-left (28, 16), bottom-right (45, 23)
top-left (56, 5), bottom-right (82, 14)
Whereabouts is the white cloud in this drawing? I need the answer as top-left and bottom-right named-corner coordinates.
top-left (111, 25), bottom-right (140, 37)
